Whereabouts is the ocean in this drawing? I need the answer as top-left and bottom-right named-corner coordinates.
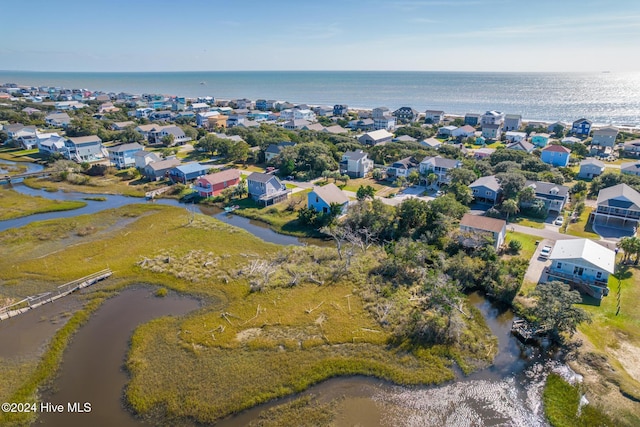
top-left (1, 70), bottom-right (639, 126)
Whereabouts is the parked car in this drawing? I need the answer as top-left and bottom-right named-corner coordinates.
top-left (554, 216), bottom-right (564, 226)
top-left (540, 245), bottom-right (552, 259)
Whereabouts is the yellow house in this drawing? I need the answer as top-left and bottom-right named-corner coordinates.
top-left (207, 115), bottom-right (228, 129)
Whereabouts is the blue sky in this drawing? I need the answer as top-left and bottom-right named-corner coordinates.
top-left (2, 0), bottom-right (639, 72)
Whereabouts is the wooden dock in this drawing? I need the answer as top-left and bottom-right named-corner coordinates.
top-left (145, 186), bottom-right (172, 199)
top-left (511, 319), bottom-right (546, 343)
top-left (0, 170), bottom-right (51, 184)
top-left (0, 269), bottom-right (112, 321)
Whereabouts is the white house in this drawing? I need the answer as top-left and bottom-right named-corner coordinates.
top-left (419, 156), bottom-right (462, 186)
top-left (340, 150), bottom-right (374, 178)
top-left (459, 213), bottom-right (507, 250)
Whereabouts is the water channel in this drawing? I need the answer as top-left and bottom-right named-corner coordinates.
top-left (0, 161), bottom-right (569, 426)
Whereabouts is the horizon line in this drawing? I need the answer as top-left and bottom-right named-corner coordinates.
top-left (0, 69), bottom-right (622, 74)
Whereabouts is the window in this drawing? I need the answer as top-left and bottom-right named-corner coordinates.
top-left (557, 262), bottom-right (562, 269)
top-left (573, 266), bottom-right (584, 276)
top-left (596, 271), bottom-right (602, 279)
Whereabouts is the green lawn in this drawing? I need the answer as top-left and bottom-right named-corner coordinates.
top-left (513, 216), bottom-right (546, 229)
top-left (565, 208), bottom-right (599, 239)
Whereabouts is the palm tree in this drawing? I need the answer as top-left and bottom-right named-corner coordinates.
top-left (500, 199), bottom-right (520, 222)
top-left (427, 173), bottom-right (439, 189)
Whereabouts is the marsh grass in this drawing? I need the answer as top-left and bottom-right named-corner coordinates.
top-left (0, 188), bottom-right (86, 220)
top-left (23, 173), bottom-right (168, 198)
top-left (247, 395), bottom-right (338, 427)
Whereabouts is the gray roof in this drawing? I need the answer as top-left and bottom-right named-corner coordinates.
top-left (470, 175), bottom-right (500, 192)
top-left (580, 158), bottom-right (605, 168)
top-left (507, 141), bottom-right (535, 152)
top-left (620, 161), bottom-right (640, 174)
top-left (147, 158), bottom-right (181, 171)
top-left (248, 172), bottom-right (279, 184)
top-left (67, 135), bottom-right (102, 145)
top-left (392, 157), bottom-right (419, 169)
top-left (421, 155), bottom-right (460, 169)
top-left (343, 150), bottom-right (368, 161)
top-left (549, 239), bottom-right (615, 274)
top-left (108, 142), bottom-right (144, 153)
top-left (265, 142), bottom-right (296, 154)
top-left (597, 183), bottom-right (640, 210)
top-left (525, 180), bottom-right (569, 197)
top-left (394, 135), bottom-right (417, 142)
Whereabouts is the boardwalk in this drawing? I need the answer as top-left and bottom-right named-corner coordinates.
top-left (0, 269), bottom-right (112, 321)
top-left (0, 170), bottom-right (51, 184)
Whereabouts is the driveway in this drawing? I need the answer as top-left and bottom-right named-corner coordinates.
top-left (524, 238), bottom-right (554, 284)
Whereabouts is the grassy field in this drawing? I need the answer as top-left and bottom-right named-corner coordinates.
top-left (341, 177), bottom-right (397, 197)
top-left (0, 205), bottom-right (497, 426)
top-left (23, 174), bottom-right (169, 198)
top-left (565, 208), bottom-right (599, 239)
top-left (513, 216), bottom-right (546, 229)
top-left (0, 188), bottom-right (86, 220)
top-left (0, 147), bottom-right (47, 163)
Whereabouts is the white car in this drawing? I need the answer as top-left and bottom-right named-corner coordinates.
top-left (540, 245), bottom-right (552, 259)
top-left (554, 216), bottom-right (564, 226)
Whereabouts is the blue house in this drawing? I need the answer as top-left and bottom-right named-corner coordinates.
top-left (169, 162), bottom-right (209, 184)
top-left (571, 118), bottom-right (592, 136)
top-left (247, 172), bottom-right (291, 206)
top-left (108, 143), bottom-right (144, 169)
top-left (541, 145), bottom-right (571, 167)
top-left (307, 183), bottom-right (349, 215)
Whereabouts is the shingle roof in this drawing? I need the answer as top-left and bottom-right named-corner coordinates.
top-left (248, 172), bottom-right (278, 183)
top-left (525, 180), bottom-right (569, 197)
top-left (597, 183), bottom-right (640, 210)
top-left (343, 150), bottom-right (368, 161)
top-left (549, 239), bottom-right (615, 274)
top-left (470, 175), bottom-right (500, 192)
top-left (200, 168), bottom-right (240, 185)
top-left (67, 135), bottom-right (102, 144)
top-left (507, 141), bottom-right (534, 152)
top-left (421, 155), bottom-right (460, 169)
top-left (362, 129), bottom-right (393, 141)
top-left (311, 183), bottom-right (349, 205)
top-left (580, 158), bottom-right (605, 168)
top-left (174, 162), bottom-right (208, 174)
top-left (147, 158), bottom-right (181, 171)
top-left (542, 144), bottom-right (571, 153)
top-left (460, 213), bottom-right (506, 234)
top-left (108, 143), bottom-right (144, 153)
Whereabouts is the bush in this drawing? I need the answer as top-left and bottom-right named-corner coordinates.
top-left (85, 164), bottom-right (109, 176)
top-left (508, 239), bottom-right (522, 254)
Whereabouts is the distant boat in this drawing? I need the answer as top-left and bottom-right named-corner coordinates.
top-left (199, 81), bottom-right (206, 85)
top-left (224, 205), bottom-right (239, 212)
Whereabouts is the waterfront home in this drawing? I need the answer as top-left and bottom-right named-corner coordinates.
top-left (340, 150), bottom-right (374, 178)
top-left (473, 147), bottom-right (495, 160)
top-left (195, 169), bottom-right (241, 197)
top-left (134, 150), bottom-right (161, 170)
top-left (464, 113), bottom-right (481, 126)
top-left (62, 135), bottom-right (107, 162)
top-left (578, 158), bottom-right (605, 179)
top-left (530, 133), bottom-right (550, 148)
top-left (419, 156), bottom-right (462, 187)
top-left (393, 107), bottom-right (419, 123)
top-left (540, 145), bottom-right (571, 167)
top-left (547, 238), bottom-right (614, 299)
top-left (523, 180), bottom-right (570, 214)
top-left (506, 140), bottom-right (535, 153)
top-left (358, 129), bottom-right (393, 146)
top-left (503, 114), bottom-right (522, 131)
top-left (452, 125), bottom-right (476, 139)
top-left (372, 107), bottom-right (390, 119)
top-left (169, 162), bottom-right (210, 184)
top-left (386, 157), bottom-right (419, 180)
top-left (37, 134), bottom-right (66, 156)
top-left (622, 139), bottom-right (640, 158)
top-left (45, 112), bottom-right (71, 127)
top-left (481, 110), bottom-right (505, 125)
top-left (333, 104), bottom-right (348, 116)
top-left (547, 121), bottom-right (566, 134)
top-left (111, 121), bottom-right (135, 131)
top-left (591, 127), bottom-right (619, 148)
top-left (5, 123), bottom-right (36, 140)
top-left (265, 142), bottom-right (296, 163)
top-left (592, 183), bottom-right (640, 230)
top-left (108, 142), bottom-right (144, 169)
top-left (481, 123), bottom-right (502, 140)
top-left (425, 110), bottom-right (445, 124)
top-left (505, 131), bottom-right (527, 143)
top-left (247, 172), bottom-right (290, 206)
top-left (459, 213), bottom-right (507, 250)
top-left (231, 98), bottom-right (254, 109)
top-left (438, 125), bottom-right (458, 137)
top-left (469, 175), bottom-right (501, 205)
top-left (143, 158), bottom-right (181, 181)
top-left (621, 161), bottom-right (640, 177)
top-left (571, 118), bottom-right (592, 136)
top-left (307, 183), bottom-right (349, 215)
top-left (313, 106), bottom-right (334, 117)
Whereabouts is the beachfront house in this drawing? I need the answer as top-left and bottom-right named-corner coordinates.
top-left (481, 111), bottom-right (505, 125)
top-left (571, 118), bottom-right (592, 136)
top-left (424, 110), bottom-right (445, 124)
top-left (592, 183), bottom-right (640, 230)
top-left (547, 239), bottom-right (614, 300)
top-left (108, 142), bottom-right (144, 169)
top-left (62, 135), bottom-right (107, 162)
top-left (307, 183), bottom-right (350, 215)
top-left (358, 129), bottom-right (393, 146)
top-left (37, 134), bottom-right (66, 156)
top-left (419, 156), bottom-right (462, 187)
top-left (169, 163), bottom-right (210, 184)
top-left (464, 113), bottom-right (481, 126)
top-left (194, 169), bottom-right (241, 197)
top-left (469, 175), bottom-right (501, 205)
top-left (622, 139), bottom-right (640, 158)
top-left (503, 114), bottom-right (522, 131)
top-left (333, 104), bottom-right (348, 116)
top-left (523, 180), bottom-right (570, 214)
top-left (459, 213), bottom-right (507, 250)
top-left (393, 107), bottom-right (419, 123)
top-left (578, 158), bottom-right (605, 179)
top-left (540, 145), bottom-right (571, 167)
top-left (340, 150), bottom-right (374, 178)
top-left (247, 172), bottom-right (290, 206)
top-left (591, 127), bottom-right (619, 148)
top-left (373, 116), bottom-right (397, 131)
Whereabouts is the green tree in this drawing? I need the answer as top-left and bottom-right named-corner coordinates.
top-left (426, 172), bottom-right (439, 189)
top-left (517, 186), bottom-right (536, 207)
top-left (448, 167), bottom-right (478, 186)
top-left (228, 141), bottom-right (250, 163)
top-left (500, 198), bottom-right (519, 222)
top-left (496, 172), bottom-right (526, 199)
top-left (530, 281), bottom-right (592, 343)
top-left (161, 134), bottom-right (175, 146)
top-left (408, 170), bottom-right (421, 185)
top-left (356, 185), bottom-right (376, 201)
top-left (119, 126), bottom-right (144, 143)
